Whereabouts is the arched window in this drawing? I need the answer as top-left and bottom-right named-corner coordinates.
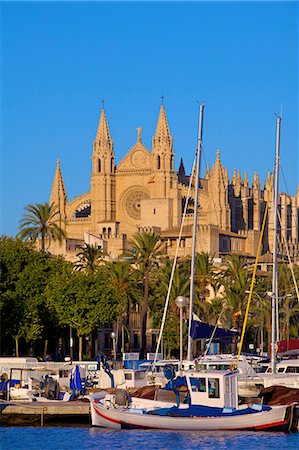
top-left (157, 155), bottom-right (161, 170)
top-left (111, 157), bottom-right (114, 173)
top-left (98, 159), bottom-right (101, 173)
top-left (108, 227), bottom-right (112, 238)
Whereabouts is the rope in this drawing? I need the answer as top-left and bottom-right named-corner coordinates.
top-left (236, 180), bottom-right (273, 367)
top-left (277, 211), bottom-right (299, 302)
top-left (199, 307), bottom-right (225, 361)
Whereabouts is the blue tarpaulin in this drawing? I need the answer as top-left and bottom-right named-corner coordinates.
top-left (189, 320), bottom-right (239, 341)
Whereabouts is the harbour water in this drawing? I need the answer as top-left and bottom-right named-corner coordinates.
top-left (1, 427), bottom-right (299, 449)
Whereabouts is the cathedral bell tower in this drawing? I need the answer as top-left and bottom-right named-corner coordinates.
top-left (90, 106), bottom-right (116, 231)
top-left (151, 103), bottom-right (176, 197)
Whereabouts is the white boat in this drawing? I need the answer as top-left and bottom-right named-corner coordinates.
top-left (260, 359), bottom-right (299, 389)
top-left (89, 369), bottom-right (296, 431)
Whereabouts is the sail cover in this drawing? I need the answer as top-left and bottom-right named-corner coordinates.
top-left (189, 320), bottom-right (239, 341)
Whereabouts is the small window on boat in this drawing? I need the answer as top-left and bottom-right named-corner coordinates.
top-left (277, 367), bottom-right (285, 373)
top-left (125, 373), bottom-right (133, 380)
top-left (286, 366), bottom-right (298, 373)
top-left (190, 377), bottom-right (206, 392)
top-left (208, 378), bottom-right (220, 399)
top-left (135, 371), bottom-right (145, 380)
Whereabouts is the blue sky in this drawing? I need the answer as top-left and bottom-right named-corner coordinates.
top-left (1, 1), bottom-right (298, 236)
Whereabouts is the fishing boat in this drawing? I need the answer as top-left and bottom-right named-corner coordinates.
top-left (88, 368), bottom-right (296, 430)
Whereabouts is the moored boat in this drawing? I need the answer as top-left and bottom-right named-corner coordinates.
top-left (88, 369), bottom-right (297, 431)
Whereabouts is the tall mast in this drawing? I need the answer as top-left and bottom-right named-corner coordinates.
top-left (187, 104), bottom-right (204, 361)
top-left (271, 115), bottom-right (281, 374)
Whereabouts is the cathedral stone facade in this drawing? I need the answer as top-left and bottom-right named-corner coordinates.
top-left (49, 105), bottom-right (299, 263)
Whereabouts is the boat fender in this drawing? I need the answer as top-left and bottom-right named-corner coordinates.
top-left (251, 404), bottom-right (263, 411)
top-left (1, 373), bottom-right (8, 382)
top-left (222, 407), bottom-right (234, 414)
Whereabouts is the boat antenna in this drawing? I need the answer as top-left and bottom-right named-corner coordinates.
top-left (187, 103), bottom-right (204, 361)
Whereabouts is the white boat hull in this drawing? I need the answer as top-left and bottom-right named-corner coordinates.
top-left (89, 397), bottom-right (294, 431)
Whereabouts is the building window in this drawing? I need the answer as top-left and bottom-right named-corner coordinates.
top-left (111, 157), bottom-right (114, 173)
top-left (133, 333), bottom-right (140, 349)
top-left (98, 159), bottom-right (101, 173)
top-left (157, 155), bottom-right (161, 170)
top-left (153, 208), bottom-right (156, 214)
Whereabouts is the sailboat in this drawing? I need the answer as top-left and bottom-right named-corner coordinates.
top-left (88, 107), bottom-right (297, 431)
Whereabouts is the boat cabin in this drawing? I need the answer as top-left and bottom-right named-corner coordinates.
top-left (186, 370), bottom-right (238, 410)
top-left (265, 359), bottom-right (299, 374)
top-left (123, 369), bottom-right (147, 388)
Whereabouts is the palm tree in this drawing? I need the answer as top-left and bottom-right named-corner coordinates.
top-left (75, 243), bottom-right (104, 273)
top-left (104, 260), bottom-right (139, 352)
top-left (128, 231), bottom-right (165, 358)
top-left (279, 297), bottom-right (299, 341)
top-left (219, 254), bottom-right (251, 351)
top-left (150, 261), bottom-right (190, 357)
top-left (18, 202), bottom-right (66, 250)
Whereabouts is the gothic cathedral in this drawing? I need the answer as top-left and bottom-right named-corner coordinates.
top-left (49, 105), bottom-right (299, 263)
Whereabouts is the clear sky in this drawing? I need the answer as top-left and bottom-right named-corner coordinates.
top-left (1, 1), bottom-right (298, 236)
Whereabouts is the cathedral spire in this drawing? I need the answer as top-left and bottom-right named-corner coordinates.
top-left (154, 104), bottom-right (171, 143)
top-left (95, 106), bottom-right (112, 148)
top-left (152, 103), bottom-right (174, 172)
top-left (50, 159), bottom-right (67, 215)
top-left (92, 105), bottom-right (114, 174)
top-left (244, 171), bottom-right (249, 187)
top-left (205, 163), bottom-right (211, 179)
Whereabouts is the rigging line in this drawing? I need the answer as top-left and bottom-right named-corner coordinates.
top-left (153, 155), bottom-right (197, 368)
top-left (236, 178), bottom-right (272, 367)
top-left (199, 306), bottom-right (225, 361)
top-left (280, 163), bottom-right (290, 197)
top-left (277, 210), bottom-right (299, 302)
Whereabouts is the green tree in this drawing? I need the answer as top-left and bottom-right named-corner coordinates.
top-left (18, 202), bottom-right (66, 250)
top-left (46, 269), bottom-right (121, 360)
top-left (279, 297), bottom-right (299, 341)
top-left (128, 231), bottom-right (165, 358)
top-left (219, 254), bottom-right (251, 351)
top-left (151, 261), bottom-right (189, 357)
top-left (104, 260), bottom-right (139, 351)
top-left (15, 251), bottom-right (67, 357)
top-left (0, 236), bottom-right (69, 357)
top-left (0, 237), bottom-right (36, 356)
top-left (75, 243), bottom-right (104, 273)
